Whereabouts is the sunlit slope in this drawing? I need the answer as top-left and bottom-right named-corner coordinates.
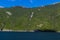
top-left (0, 3), bottom-right (60, 31)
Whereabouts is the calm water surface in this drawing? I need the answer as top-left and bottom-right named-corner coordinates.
top-left (0, 32), bottom-right (60, 40)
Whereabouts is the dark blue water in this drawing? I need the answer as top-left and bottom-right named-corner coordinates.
top-left (0, 32), bottom-right (60, 40)
top-left (0, 0), bottom-right (60, 8)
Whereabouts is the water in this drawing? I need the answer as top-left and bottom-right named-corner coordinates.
top-left (0, 32), bottom-right (60, 40)
top-left (0, 0), bottom-right (60, 8)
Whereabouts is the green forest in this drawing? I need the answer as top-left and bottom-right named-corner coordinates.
top-left (0, 3), bottom-right (60, 31)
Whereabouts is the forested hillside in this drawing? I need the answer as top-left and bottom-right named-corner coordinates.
top-left (0, 3), bottom-right (60, 31)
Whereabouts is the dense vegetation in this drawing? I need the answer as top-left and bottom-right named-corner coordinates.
top-left (0, 3), bottom-right (60, 31)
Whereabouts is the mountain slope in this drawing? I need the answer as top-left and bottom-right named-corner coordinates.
top-left (0, 3), bottom-right (60, 31)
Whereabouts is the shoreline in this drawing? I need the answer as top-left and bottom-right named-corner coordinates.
top-left (1, 29), bottom-right (34, 32)
top-left (0, 29), bottom-right (60, 33)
